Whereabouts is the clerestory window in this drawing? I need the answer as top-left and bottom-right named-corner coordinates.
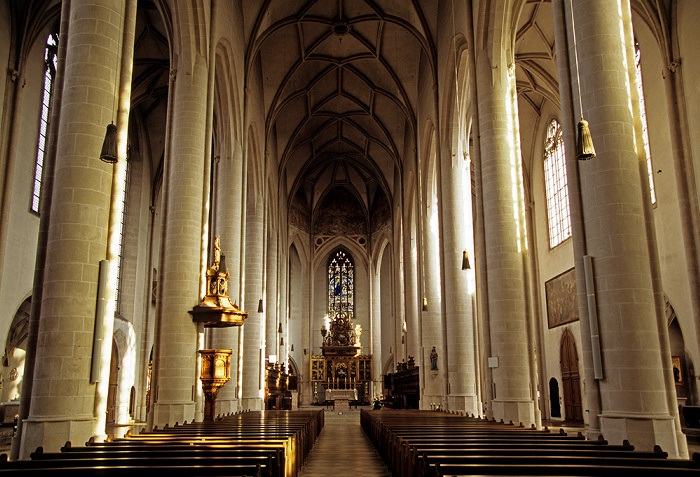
top-left (635, 40), bottom-right (656, 205)
top-left (544, 119), bottom-right (571, 248)
top-left (31, 32), bottom-right (59, 215)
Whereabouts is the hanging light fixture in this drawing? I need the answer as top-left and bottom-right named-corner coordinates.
top-left (280, 337), bottom-right (284, 346)
top-left (258, 298), bottom-right (263, 313)
top-left (576, 119), bottom-right (596, 160)
top-left (290, 344), bottom-right (294, 352)
top-left (100, 1), bottom-right (124, 164)
top-left (461, 250), bottom-right (471, 270)
top-left (278, 323), bottom-right (282, 333)
top-left (422, 297), bottom-right (428, 311)
top-left (100, 123), bottom-right (118, 163)
top-left (569, 0), bottom-right (596, 161)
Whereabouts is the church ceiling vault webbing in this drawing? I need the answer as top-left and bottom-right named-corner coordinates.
top-left (244, 0), bottom-right (437, 222)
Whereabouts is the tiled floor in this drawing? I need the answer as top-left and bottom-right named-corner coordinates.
top-left (299, 409), bottom-right (392, 477)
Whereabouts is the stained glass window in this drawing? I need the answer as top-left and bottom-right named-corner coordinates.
top-left (328, 250), bottom-right (354, 315)
top-left (544, 119), bottom-right (571, 248)
top-left (31, 32), bottom-right (59, 214)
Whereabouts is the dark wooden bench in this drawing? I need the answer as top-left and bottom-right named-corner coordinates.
top-left (361, 409), bottom-right (700, 477)
top-left (0, 410), bottom-right (324, 477)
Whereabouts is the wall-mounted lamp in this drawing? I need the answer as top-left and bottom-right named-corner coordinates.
top-left (280, 337), bottom-right (284, 346)
top-left (257, 298), bottom-right (263, 313)
top-left (100, 123), bottom-right (118, 163)
top-left (290, 344), bottom-right (294, 352)
top-left (278, 323), bottom-right (282, 333)
top-left (462, 250), bottom-right (471, 270)
top-left (422, 297), bottom-right (428, 311)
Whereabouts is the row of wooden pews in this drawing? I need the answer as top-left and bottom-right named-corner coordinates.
top-left (361, 409), bottom-right (700, 476)
top-left (0, 409), bottom-right (324, 476)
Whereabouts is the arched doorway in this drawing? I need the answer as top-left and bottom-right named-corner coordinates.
top-left (106, 340), bottom-right (119, 424)
top-left (560, 329), bottom-right (583, 422)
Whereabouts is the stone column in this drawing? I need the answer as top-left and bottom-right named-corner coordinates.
top-left (150, 46), bottom-right (209, 428)
top-left (19, 0), bottom-right (127, 457)
top-left (474, 48), bottom-right (536, 427)
top-left (420, 176), bottom-right (446, 409)
top-left (241, 191), bottom-right (264, 410)
top-left (370, 264), bottom-right (382, 398)
top-left (439, 148), bottom-right (478, 415)
top-left (93, 0), bottom-right (138, 439)
top-left (403, 201), bottom-right (420, 363)
top-left (265, 224), bottom-right (278, 361)
top-left (210, 145), bottom-right (245, 415)
top-left (572, 0), bottom-right (683, 455)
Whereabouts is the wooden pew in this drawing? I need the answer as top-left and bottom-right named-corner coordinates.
top-left (0, 410), bottom-right (324, 477)
top-left (361, 410), bottom-right (700, 477)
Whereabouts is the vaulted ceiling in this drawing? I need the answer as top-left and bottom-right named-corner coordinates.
top-left (243, 0), bottom-right (439, 216)
top-left (127, 0), bottom-right (560, 219)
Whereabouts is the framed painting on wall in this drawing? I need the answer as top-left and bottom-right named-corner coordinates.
top-left (545, 267), bottom-right (579, 329)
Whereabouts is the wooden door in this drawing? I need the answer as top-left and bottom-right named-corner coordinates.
top-left (560, 330), bottom-right (583, 422)
top-left (106, 340), bottom-right (119, 424)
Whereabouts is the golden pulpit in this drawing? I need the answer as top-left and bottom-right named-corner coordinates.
top-left (199, 349), bottom-right (232, 421)
top-left (190, 237), bottom-right (248, 420)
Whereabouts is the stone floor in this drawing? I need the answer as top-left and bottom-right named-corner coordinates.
top-left (299, 409), bottom-right (392, 477)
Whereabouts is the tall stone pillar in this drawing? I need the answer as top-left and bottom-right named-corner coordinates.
top-left (150, 47), bottom-right (209, 428)
top-left (241, 191), bottom-right (264, 410)
top-left (439, 149), bottom-right (478, 415)
top-left (572, 0), bottom-right (683, 455)
top-left (210, 146), bottom-right (245, 414)
top-left (420, 182), bottom-right (445, 409)
top-left (474, 48), bottom-right (537, 427)
top-left (370, 264), bottom-right (382, 398)
top-left (403, 205), bottom-right (420, 361)
top-left (265, 225), bottom-right (278, 361)
top-left (19, 0), bottom-right (127, 457)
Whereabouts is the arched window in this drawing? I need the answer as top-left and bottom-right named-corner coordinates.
top-left (115, 149), bottom-right (130, 315)
top-left (31, 31), bottom-right (59, 214)
top-left (328, 250), bottom-right (354, 315)
top-left (635, 40), bottom-right (656, 204)
top-left (544, 119), bottom-right (571, 248)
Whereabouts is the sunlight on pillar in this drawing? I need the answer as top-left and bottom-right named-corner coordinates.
top-left (505, 63), bottom-right (527, 253)
top-left (460, 154), bottom-right (477, 295)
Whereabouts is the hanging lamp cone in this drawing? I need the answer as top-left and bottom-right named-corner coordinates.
top-left (258, 298), bottom-right (264, 313)
top-left (576, 118), bottom-right (596, 160)
top-left (462, 250), bottom-right (471, 270)
top-left (100, 122), bottom-right (118, 163)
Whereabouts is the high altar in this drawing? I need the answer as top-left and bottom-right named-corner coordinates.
top-left (310, 311), bottom-right (372, 405)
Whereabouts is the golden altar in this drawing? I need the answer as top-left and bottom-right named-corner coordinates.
top-left (310, 311), bottom-right (372, 404)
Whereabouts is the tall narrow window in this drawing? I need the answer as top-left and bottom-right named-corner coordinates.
top-left (328, 250), bottom-right (354, 316)
top-left (31, 32), bottom-right (59, 214)
top-left (635, 41), bottom-right (656, 204)
top-left (115, 152), bottom-right (130, 314)
top-left (544, 119), bottom-right (571, 248)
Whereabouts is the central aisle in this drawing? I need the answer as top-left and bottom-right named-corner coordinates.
top-left (299, 409), bottom-right (392, 476)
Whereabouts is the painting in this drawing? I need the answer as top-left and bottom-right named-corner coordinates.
top-left (672, 356), bottom-right (683, 386)
top-left (545, 268), bottom-right (579, 328)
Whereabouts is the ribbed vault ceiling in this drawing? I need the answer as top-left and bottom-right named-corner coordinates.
top-left (245, 0), bottom-right (438, 213)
